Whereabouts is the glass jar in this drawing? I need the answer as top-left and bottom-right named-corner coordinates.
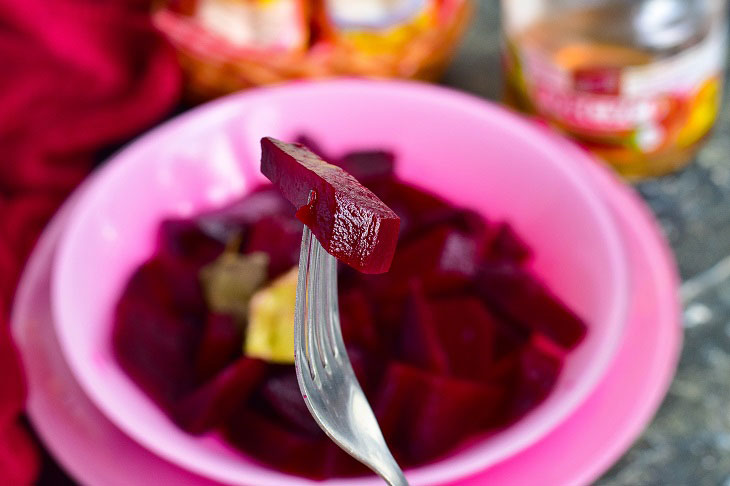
top-left (501, 0), bottom-right (728, 179)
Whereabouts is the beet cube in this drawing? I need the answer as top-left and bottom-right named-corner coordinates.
top-left (261, 137), bottom-right (400, 274)
top-left (157, 219), bottom-right (225, 266)
top-left (484, 352), bottom-right (520, 384)
top-left (490, 315), bottom-right (531, 362)
top-left (124, 259), bottom-right (207, 317)
top-left (294, 134), bottom-right (329, 160)
top-left (295, 136), bottom-right (395, 183)
top-left (371, 363), bottom-right (424, 458)
top-left (485, 222), bottom-right (532, 263)
top-left (402, 206), bottom-right (488, 243)
top-left (259, 371), bottom-right (322, 437)
top-left (404, 374), bottom-right (502, 463)
top-left (372, 363), bottom-right (502, 465)
top-left (507, 334), bottom-right (563, 422)
top-left (337, 151), bottom-right (395, 182)
top-left (346, 345), bottom-right (382, 397)
top-left (430, 297), bottom-right (498, 381)
top-left (226, 409), bottom-right (331, 480)
top-left (113, 296), bottom-right (201, 407)
top-left (476, 263), bottom-right (588, 350)
top-left (354, 229), bottom-right (477, 305)
top-left (195, 313), bottom-right (242, 384)
top-left (391, 226), bottom-right (480, 292)
top-left (244, 213), bottom-right (302, 277)
top-left (319, 440), bottom-right (371, 478)
top-left (339, 289), bottom-right (379, 351)
top-left (398, 283), bottom-right (449, 374)
top-left (196, 186), bottom-right (291, 241)
top-left (174, 357), bottom-right (267, 434)
top-left (371, 181), bottom-right (448, 236)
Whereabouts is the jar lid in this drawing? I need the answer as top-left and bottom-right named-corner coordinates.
top-left (633, 0), bottom-right (706, 50)
top-left (326, 0), bottom-right (428, 29)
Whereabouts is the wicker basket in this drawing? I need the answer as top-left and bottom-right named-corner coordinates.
top-left (154, 0), bottom-right (473, 101)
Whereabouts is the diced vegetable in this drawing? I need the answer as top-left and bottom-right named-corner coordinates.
top-left (245, 268), bottom-right (298, 364)
top-left (174, 357), bottom-right (267, 434)
top-left (476, 262), bottom-right (587, 350)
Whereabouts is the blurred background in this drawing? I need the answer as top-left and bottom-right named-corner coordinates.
top-left (3, 0), bottom-right (730, 484)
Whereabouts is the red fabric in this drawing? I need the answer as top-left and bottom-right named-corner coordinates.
top-left (0, 421), bottom-right (39, 485)
top-left (0, 0), bottom-right (182, 482)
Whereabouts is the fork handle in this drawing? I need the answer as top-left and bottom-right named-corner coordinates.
top-left (382, 471), bottom-right (409, 486)
top-left (377, 456), bottom-right (410, 486)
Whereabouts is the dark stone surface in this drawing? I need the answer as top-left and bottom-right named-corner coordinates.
top-left (444, 2), bottom-right (730, 485)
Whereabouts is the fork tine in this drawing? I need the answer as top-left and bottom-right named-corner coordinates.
top-left (323, 253), bottom-right (344, 359)
top-left (298, 227), bottom-right (329, 381)
top-left (294, 227), bottom-right (310, 376)
top-left (295, 227), bottom-right (316, 381)
top-left (310, 239), bottom-right (331, 371)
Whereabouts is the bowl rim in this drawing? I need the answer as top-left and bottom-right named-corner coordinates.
top-left (51, 79), bottom-right (630, 486)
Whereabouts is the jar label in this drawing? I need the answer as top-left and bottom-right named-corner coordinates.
top-left (507, 24), bottom-right (726, 154)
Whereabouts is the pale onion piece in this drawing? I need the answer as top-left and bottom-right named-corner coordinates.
top-left (245, 267), bottom-right (298, 364)
top-left (199, 250), bottom-right (269, 321)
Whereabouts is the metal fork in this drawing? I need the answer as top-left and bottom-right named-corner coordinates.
top-left (294, 226), bottom-right (409, 486)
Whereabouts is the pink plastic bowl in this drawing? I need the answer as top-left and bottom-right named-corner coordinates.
top-left (52, 80), bottom-right (629, 486)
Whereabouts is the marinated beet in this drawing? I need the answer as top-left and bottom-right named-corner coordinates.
top-left (337, 151), bottom-right (395, 183)
top-left (398, 283), bottom-right (449, 373)
top-left (244, 214), bottom-right (302, 278)
top-left (373, 363), bottom-right (502, 464)
top-left (401, 371), bottom-right (503, 464)
top-left (371, 180), bottom-right (449, 236)
top-left (403, 206), bottom-right (488, 245)
top-left (260, 137), bottom-right (400, 274)
top-left (294, 134), bottom-right (394, 183)
top-left (157, 219), bottom-right (225, 267)
top-left (198, 185), bottom-right (293, 233)
top-left (124, 259), bottom-right (207, 317)
top-left (194, 313), bottom-right (242, 383)
top-left (339, 289), bottom-right (379, 352)
top-left (486, 222), bottom-right (532, 263)
top-left (174, 357), bottom-right (267, 434)
top-left (227, 409), bottom-right (333, 479)
top-left (112, 136), bottom-right (588, 481)
top-left (259, 372), bottom-right (322, 436)
top-left (391, 226), bottom-right (480, 292)
top-left (113, 295), bottom-right (201, 408)
top-left (476, 262), bottom-right (587, 350)
top-left (430, 297), bottom-right (498, 381)
top-left (505, 334), bottom-right (564, 423)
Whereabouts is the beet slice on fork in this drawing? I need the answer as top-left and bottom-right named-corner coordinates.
top-left (261, 137), bottom-right (400, 274)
